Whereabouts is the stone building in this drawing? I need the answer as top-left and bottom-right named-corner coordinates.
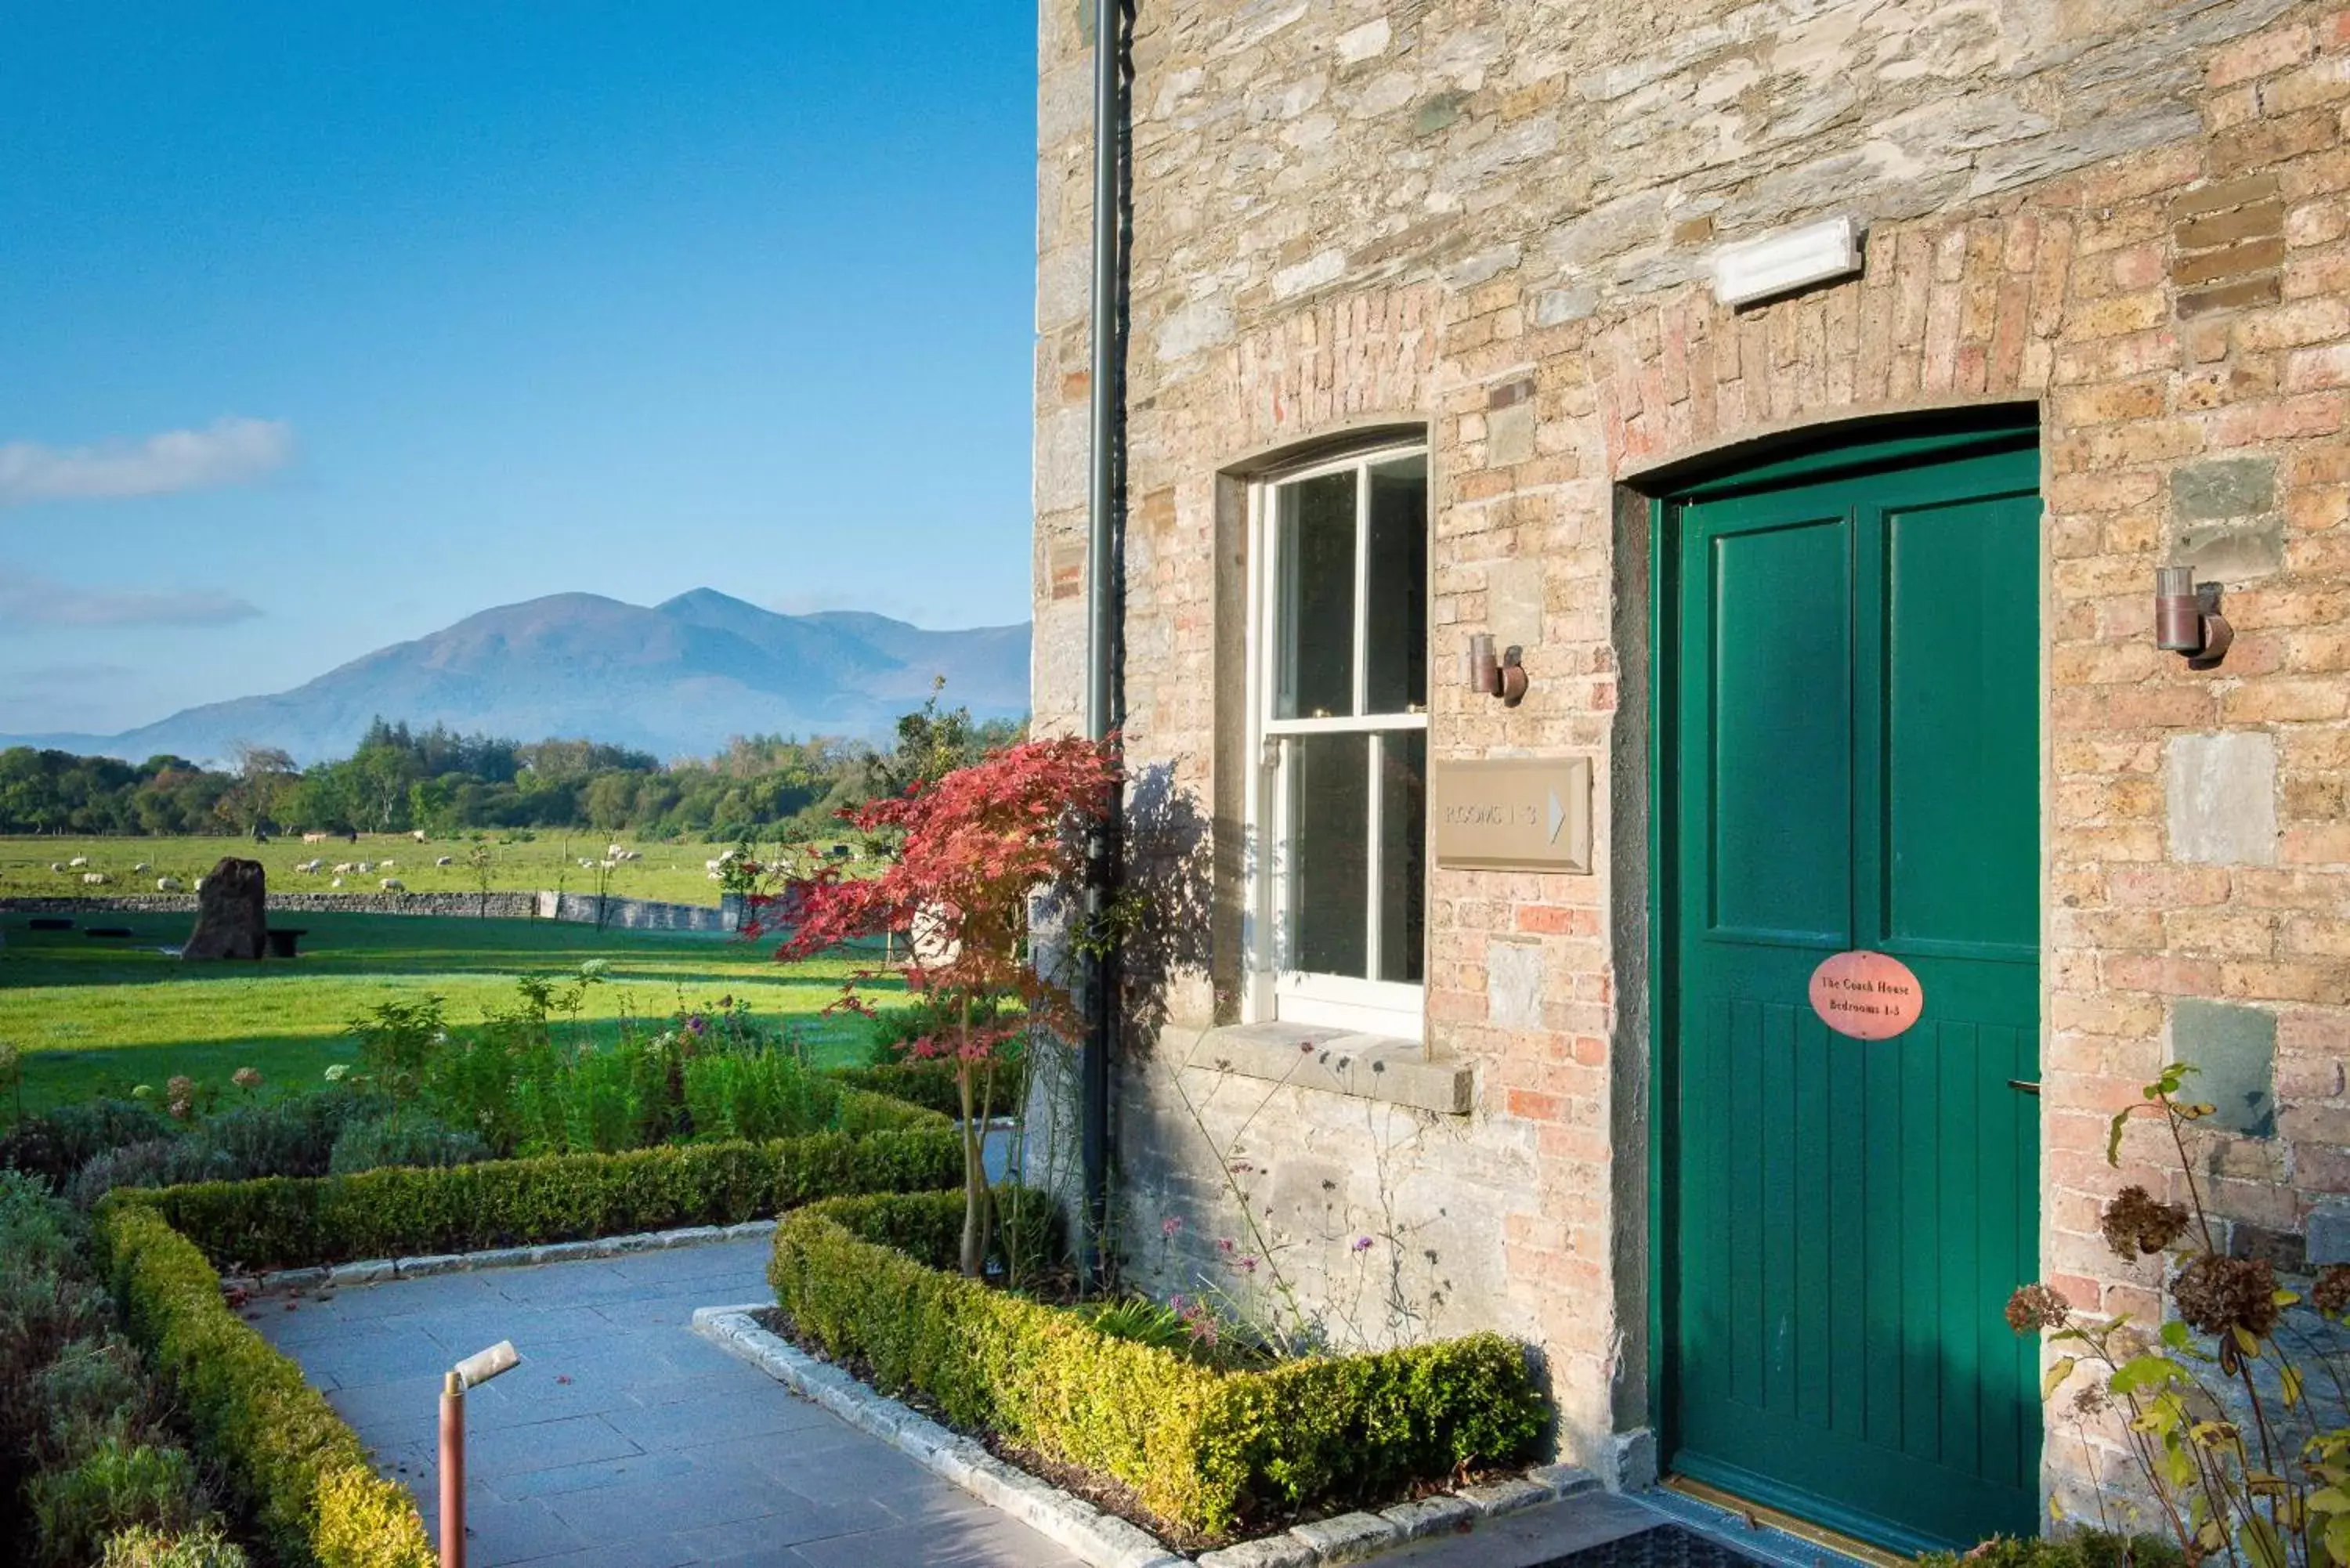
top-left (1027, 0), bottom-right (2350, 1551)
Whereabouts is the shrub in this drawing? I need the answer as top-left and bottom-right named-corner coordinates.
top-left (26, 1436), bottom-right (201, 1568)
top-left (770, 1193), bottom-right (1546, 1537)
top-left (199, 1093), bottom-right (384, 1181)
top-left (1922, 1535), bottom-right (2185, 1568)
top-left (683, 1051), bottom-right (837, 1143)
top-left (92, 1204), bottom-right (434, 1568)
top-left (33, 1331), bottom-right (158, 1469)
top-left (70, 1139), bottom-right (238, 1211)
top-left (107, 1127), bottom-right (963, 1271)
top-left (2, 1100), bottom-right (173, 1186)
top-left (325, 1115), bottom-right (492, 1175)
top-left (99, 1519), bottom-right (252, 1568)
top-left (827, 1060), bottom-right (964, 1118)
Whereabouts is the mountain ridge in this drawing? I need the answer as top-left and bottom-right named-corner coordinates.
top-left (3, 590), bottom-right (1032, 766)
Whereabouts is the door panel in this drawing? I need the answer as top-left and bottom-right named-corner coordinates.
top-left (1664, 438), bottom-right (2041, 1552)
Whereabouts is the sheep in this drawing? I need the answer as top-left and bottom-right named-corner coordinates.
top-left (608, 843), bottom-right (627, 858)
top-left (378, 859), bottom-right (396, 871)
top-left (330, 876), bottom-right (343, 888)
top-left (67, 855), bottom-right (89, 868)
top-left (703, 858), bottom-right (722, 873)
top-left (82, 872), bottom-right (107, 885)
top-left (156, 876), bottom-right (182, 892)
top-left (599, 858), bottom-right (617, 870)
top-left (410, 829), bottom-right (427, 842)
top-left (295, 858), bottom-right (323, 874)
top-left (355, 861), bottom-right (374, 875)
top-left (49, 862), bottom-right (66, 873)
top-left (132, 862), bottom-right (152, 873)
top-left (577, 858), bottom-right (598, 870)
top-left (707, 870), bottom-right (724, 881)
top-left (435, 854), bottom-right (454, 867)
top-left (302, 831), bottom-right (331, 844)
top-left (380, 878), bottom-right (406, 891)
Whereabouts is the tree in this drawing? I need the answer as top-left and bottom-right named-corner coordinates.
top-left (228, 743), bottom-right (299, 836)
top-left (770, 734), bottom-right (1119, 1278)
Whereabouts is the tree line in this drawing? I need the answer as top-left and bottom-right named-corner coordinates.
top-left (0, 696), bottom-right (1022, 840)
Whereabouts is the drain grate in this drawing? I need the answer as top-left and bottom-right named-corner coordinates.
top-left (1528, 1523), bottom-right (1773, 1568)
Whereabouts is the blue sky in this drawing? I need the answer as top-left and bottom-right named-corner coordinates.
top-left (0, 3), bottom-right (1038, 737)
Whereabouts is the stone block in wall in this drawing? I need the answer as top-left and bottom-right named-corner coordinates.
top-left (2171, 998), bottom-right (2278, 1137)
top-left (2167, 732), bottom-right (2279, 865)
top-left (1488, 939), bottom-right (1543, 1031)
top-left (2170, 456), bottom-right (2284, 580)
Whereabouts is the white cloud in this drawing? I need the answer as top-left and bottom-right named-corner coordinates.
top-left (0, 566), bottom-right (262, 630)
top-left (0, 416), bottom-right (295, 506)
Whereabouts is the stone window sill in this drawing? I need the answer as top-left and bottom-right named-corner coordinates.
top-left (1167, 1021), bottom-right (1473, 1115)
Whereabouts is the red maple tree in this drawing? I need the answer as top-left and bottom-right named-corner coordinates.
top-left (765, 733), bottom-right (1119, 1277)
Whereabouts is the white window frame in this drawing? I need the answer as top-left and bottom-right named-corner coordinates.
top-left (1239, 442), bottom-right (1430, 1042)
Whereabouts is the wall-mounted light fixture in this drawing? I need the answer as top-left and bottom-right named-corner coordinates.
top-left (1466, 633), bottom-right (1528, 706)
top-left (2155, 565), bottom-right (2232, 670)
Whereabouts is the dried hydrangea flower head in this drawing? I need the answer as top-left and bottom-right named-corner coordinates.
top-left (2005, 1282), bottom-right (2073, 1334)
top-left (2172, 1254), bottom-right (2279, 1343)
top-left (2099, 1184), bottom-right (2188, 1259)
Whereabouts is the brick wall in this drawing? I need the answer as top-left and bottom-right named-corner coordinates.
top-left (1032, 0), bottom-right (2350, 1505)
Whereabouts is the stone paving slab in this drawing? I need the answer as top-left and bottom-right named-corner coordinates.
top-left (254, 1237), bottom-right (1086, 1567)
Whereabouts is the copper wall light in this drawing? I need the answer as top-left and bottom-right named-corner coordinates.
top-left (1466, 633), bottom-right (1528, 706)
top-left (2155, 565), bottom-right (2232, 670)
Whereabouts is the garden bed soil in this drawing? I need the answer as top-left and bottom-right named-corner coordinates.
top-left (748, 1304), bottom-right (1511, 1558)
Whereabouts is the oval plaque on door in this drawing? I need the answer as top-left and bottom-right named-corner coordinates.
top-left (1807, 949), bottom-right (1925, 1041)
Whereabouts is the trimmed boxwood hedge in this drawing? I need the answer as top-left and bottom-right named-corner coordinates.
top-left (93, 1204), bottom-right (433, 1568)
top-left (826, 1062), bottom-right (965, 1119)
top-left (769, 1192), bottom-right (1547, 1537)
top-left (107, 1128), bottom-right (961, 1272)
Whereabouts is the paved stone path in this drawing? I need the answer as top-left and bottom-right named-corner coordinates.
top-left (255, 1239), bottom-right (1086, 1568)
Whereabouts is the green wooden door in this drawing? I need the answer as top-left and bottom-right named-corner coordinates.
top-left (1661, 429), bottom-right (2043, 1552)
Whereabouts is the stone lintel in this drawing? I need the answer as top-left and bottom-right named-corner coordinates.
top-left (1173, 1022), bottom-right (1473, 1115)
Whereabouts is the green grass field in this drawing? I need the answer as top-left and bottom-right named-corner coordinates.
top-left (0, 910), bottom-right (902, 1115)
top-left (0, 833), bottom-right (877, 908)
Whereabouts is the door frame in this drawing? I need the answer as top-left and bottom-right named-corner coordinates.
top-left (1642, 406), bottom-right (2046, 1551)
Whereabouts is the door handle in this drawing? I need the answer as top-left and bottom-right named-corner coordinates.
top-left (2007, 1079), bottom-right (2040, 1097)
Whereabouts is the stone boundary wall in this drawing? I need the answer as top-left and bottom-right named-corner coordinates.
top-left (0, 891), bottom-right (745, 933)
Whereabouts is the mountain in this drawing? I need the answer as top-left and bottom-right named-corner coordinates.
top-left (2, 591), bottom-right (1032, 765)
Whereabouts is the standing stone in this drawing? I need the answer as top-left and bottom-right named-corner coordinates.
top-left (183, 858), bottom-right (269, 961)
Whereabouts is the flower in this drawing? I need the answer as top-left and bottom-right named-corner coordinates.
top-left (2174, 1254), bottom-right (2279, 1342)
top-left (232, 1067), bottom-right (262, 1090)
top-left (1217, 1237), bottom-right (1235, 1254)
top-left (1352, 1235), bottom-right (1375, 1253)
top-left (2313, 1264), bottom-right (2350, 1320)
top-left (2005, 1282), bottom-right (2073, 1334)
top-left (2099, 1185), bottom-right (2188, 1259)
top-left (1161, 1215), bottom-right (1184, 1237)
top-left (324, 1064), bottom-right (351, 1082)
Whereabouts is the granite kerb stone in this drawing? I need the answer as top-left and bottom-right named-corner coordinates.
top-left (692, 1305), bottom-right (1600, 1568)
top-left (251, 1219), bottom-right (778, 1294)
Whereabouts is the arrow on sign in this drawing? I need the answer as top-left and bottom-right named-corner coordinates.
top-left (1546, 788), bottom-right (1565, 844)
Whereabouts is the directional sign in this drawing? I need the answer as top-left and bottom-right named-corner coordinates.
top-left (1430, 757), bottom-right (1593, 873)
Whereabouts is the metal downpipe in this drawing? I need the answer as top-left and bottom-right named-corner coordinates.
top-left (1079, 0), bottom-right (1128, 1293)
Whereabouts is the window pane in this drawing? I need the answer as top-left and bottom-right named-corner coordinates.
top-left (1288, 732), bottom-right (1368, 978)
top-left (1364, 454), bottom-right (1427, 715)
top-left (1376, 731), bottom-right (1426, 984)
top-left (1275, 471), bottom-right (1357, 719)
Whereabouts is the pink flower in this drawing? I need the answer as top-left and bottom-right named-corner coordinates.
top-left (1161, 1215), bottom-right (1184, 1237)
top-left (1352, 1236), bottom-right (1375, 1253)
top-left (232, 1067), bottom-right (262, 1090)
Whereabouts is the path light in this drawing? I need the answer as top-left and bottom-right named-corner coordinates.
top-left (439, 1341), bottom-right (519, 1568)
top-left (2155, 565), bottom-right (2232, 669)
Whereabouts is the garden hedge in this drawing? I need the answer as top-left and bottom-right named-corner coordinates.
top-left (826, 1061), bottom-right (965, 1119)
top-left (92, 1204), bottom-right (432, 1568)
top-left (108, 1127), bottom-right (961, 1272)
top-left (769, 1192), bottom-right (1547, 1537)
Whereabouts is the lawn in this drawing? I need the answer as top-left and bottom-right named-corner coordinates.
top-left (0, 911), bottom-right (901, 1115)
top-left (0, 832), bottom-right (880, 909)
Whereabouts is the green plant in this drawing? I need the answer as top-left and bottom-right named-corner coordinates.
top-left (27, 1436), bottom-right (201, 1568)
top-left (92, 1204), bottom-right (435, 1568)
top-left (103, 1126), bottom-right (962, 1271)
top-left (346, 996), bottom-right (446, 1115)
top-left (68, 1139), bottom-right (237, 1210)
top-left (98, 1519), bottom-right (252, 1568)
top-left (2, 1100), bottom-right (174, 1186)
top-left (1922, 1533), bottom-right (2186, 1568)
top-left (2008, 1062), bottom-right (2350, 1567)
top-left (683, 1050), bottom-right (837, 1143)
top-left (326, 1115), bottom-right (493, 1174)
top-left (769, 1192), bottom-right (1545, 1537)
top-left (33, 1332), bottom-right (157, 1469)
